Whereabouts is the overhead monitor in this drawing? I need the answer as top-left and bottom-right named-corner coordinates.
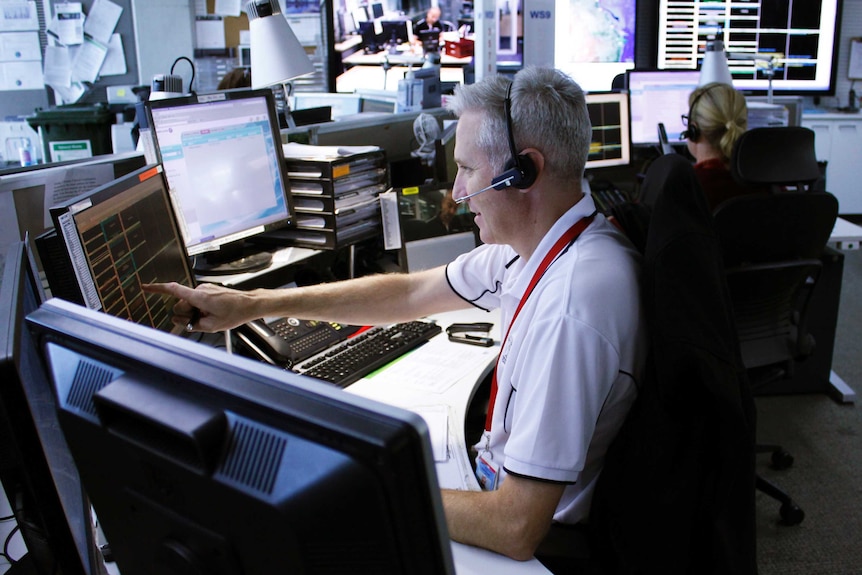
top-left (0, 241), bottom-right (105, 575)
top-left (585, 91), bottom-right (631, 169)
top-left (657, 0), bottom-right (843, 94)
top-left (147, 89), bottom-right (295, 274)
top-left (371, 2), bottom-right (384, 19)
top-left (627, 69), bottom-right (701, 145)
top-left (48, 165), bottom-right (196, 336)
top-left (26, 298), bottom-right (457, 575)
top-left (555, 0), bottom-right (637, 93)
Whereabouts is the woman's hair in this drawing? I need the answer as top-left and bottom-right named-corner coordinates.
top-left (445, 66), bottom-right (591, 183)
top-left (688, 82), bottom-right (748, 161)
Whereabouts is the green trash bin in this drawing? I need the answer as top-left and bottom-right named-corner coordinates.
top-left (27, 103), bottom-right (113, 163)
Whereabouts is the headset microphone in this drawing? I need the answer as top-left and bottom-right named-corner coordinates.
top-left (454, 174), bottom-right (516, 204)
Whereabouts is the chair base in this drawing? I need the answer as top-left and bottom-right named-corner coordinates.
top-left (756, 474), bottom-right (805, 525)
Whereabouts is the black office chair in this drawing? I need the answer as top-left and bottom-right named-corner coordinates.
top-left (586, 155), bottom-right (758, 574)
top-left (714, 128), bottom-right (840, 526)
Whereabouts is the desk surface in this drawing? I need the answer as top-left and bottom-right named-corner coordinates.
top-left (346, 307), bottom-right (552, 574)
top-left (830, 217), bottom-right (862, 250)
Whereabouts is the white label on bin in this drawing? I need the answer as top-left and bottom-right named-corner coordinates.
top-left (49, 139), bottom-right (92, 162)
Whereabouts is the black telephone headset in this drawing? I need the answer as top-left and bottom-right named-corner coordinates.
top-left (489, 81), bottom-right (538, 190)
top-left (681, 84), bottom-right (721, 142)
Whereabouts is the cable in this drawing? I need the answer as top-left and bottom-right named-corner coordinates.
top-left (2, 523), bottom-right (21, 565)
top-left (171, 56), bottom-right (196, 94)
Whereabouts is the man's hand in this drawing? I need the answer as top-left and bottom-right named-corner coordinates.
top-left (142, 282), bottom-right (261, 333)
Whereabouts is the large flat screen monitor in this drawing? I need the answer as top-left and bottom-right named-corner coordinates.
top-left (146, 89), bottom-right (295, 274)
top-left (48, 165), bottom-right (196, 336)
top-left (0, 241), bottom-right (104, 575)
top-left (585, 91), bottom-right (631, 169)
top-left (627, 69), bottom-right (701, 145)
top-left (555, 0), bottom-right (637, 93)
top-left (657, 0), bottom-right (843, 94)
top-left (26, 298), bottom-right (456, 575)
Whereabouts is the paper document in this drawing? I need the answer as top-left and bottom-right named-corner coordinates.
top-left (83, 0), bottom-right (122, 45)
top-left (366, 335), bottom-right (498, 394)
top-left (410, 405), bottom-right (449, 462)
top-left (282, 142), bottom-right (381, 159)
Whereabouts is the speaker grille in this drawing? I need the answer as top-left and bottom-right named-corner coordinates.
top-left (219, 420), bottom-right (286, 495)
top-left (66, 359), bottom-right (115, 416)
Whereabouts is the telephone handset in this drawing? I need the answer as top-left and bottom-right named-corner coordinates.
top-left (657, 122), bottom-right (675, 155)
top-left (235, 317), bottom-right (360, 367)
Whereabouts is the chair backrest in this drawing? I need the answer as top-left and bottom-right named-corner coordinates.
top-left (593, 154), bottom-right (757, 574)
top-left (713, 192), bottom-right (838, 372)
top-left (730, 126), bottom-right (821, 192)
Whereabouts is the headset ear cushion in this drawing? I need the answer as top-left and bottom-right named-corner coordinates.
top-left (514, 154), bottom-right (537, 189)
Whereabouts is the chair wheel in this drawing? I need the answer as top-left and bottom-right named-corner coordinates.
top-left (780, 502), bottom-right (805, 526)
top-left (771, 449), bottom-right (794, 470)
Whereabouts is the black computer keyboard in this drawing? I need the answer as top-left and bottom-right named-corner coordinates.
top-left (293, 320), bottom-right (442, 388)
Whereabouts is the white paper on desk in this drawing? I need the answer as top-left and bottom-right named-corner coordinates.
top-left (282, 142), bottom-right (381, 159)
top-left (0, 31), bottom-right (40, 61)
top-left (0, 2), bottom-right (39, 32)
top-left (410, 405), bottom-right (449, 462)
top-left (100, 33), bottom-right (126, 75)
top-left (367, 335), bottom-right (498, 394)
top-left (72, 36), bottom-right (107, 83)
top-left (83, 0), bottom-right (122, 45)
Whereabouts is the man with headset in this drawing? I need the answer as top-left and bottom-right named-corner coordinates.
top-left (145, 67), bottom-right (646, 564)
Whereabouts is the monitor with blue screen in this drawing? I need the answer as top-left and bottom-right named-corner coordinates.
top-left (146, 89), bottom-right (294, 274)
top-left (627, 69), bottom-right (701, 145)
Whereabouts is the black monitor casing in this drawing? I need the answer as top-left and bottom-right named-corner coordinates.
top-left (26, 298), bottom-right (456, 575)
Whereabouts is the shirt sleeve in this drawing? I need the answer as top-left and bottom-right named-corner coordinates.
top-left (445, 244), bottom-right (515, 311)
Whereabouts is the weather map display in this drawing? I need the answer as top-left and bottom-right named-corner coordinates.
top-left (555, 0), bottom-right (637, 92)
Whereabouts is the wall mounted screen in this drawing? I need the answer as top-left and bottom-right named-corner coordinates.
top-left (657, 0), bottom-right (842, 94)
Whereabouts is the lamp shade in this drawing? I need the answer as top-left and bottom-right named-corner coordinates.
top-left (699, 39), bottom-right (734, 86)
top-left (245, 0), bottom-right (314, 89)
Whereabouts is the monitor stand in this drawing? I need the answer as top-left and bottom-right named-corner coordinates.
top-left (191, 242), bottom-right (273, 276)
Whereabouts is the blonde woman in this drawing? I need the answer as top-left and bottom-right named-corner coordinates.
top-left (682, 82), bottom-right (766, 210)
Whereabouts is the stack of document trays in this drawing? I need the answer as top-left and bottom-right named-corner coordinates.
top-left (266, 143), bottom-right (389, 250)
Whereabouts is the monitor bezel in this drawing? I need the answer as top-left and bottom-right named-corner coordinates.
top-left (626, 68), bottom-right (702, 146)
top-left (145, 88), bottom-right (296, 257)
top-left (26, 297), bottom-right (457, 575)
top-left (585, 91), bottom-right (631, 170)
top-left (655, 0), bottom-right (844, 96)
top-left (0, 241), bottom-right (104, 575)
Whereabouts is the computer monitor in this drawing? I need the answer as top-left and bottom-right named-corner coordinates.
top-left (0, 152), bottom-right (147, 262)
top-left (26, 298), bottom-right (456, 575)
top-left (380, 19), bottom-right (412, 46)
top-left (0, 241), bottom-right (105, 575)
top-left (627, 69), bottom-right (701, 145)
top-left (656, 0), bottom-right (843, 95)
top-left (47, 165), bottom-right (196, 336)
top-left (420, 29), bottom-right (441, 54)
top-left (370, 2), bottom-right (384, 19)
top-left (585, 92), bottom-right (631, 169)
top-left (396, 182), bottom-right (477, 272)
top-left (554, 0), bottom-right (637, 92)
top-left (146, 89), bottom-right (295, 274)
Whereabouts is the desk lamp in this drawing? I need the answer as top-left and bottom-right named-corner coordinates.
top-left (699, 39), bottom-right (734, 87)
top-left (245, 0), bottom-right (314, 127)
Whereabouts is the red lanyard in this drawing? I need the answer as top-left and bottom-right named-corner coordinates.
top-left (484, 213), bottom-right (596, 432)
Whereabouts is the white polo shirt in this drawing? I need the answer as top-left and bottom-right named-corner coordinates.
top-left (445, 194), bottom-right (646, 523)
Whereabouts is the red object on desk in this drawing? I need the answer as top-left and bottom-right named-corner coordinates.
top-left (445, 38), bottom-right (474, 58)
